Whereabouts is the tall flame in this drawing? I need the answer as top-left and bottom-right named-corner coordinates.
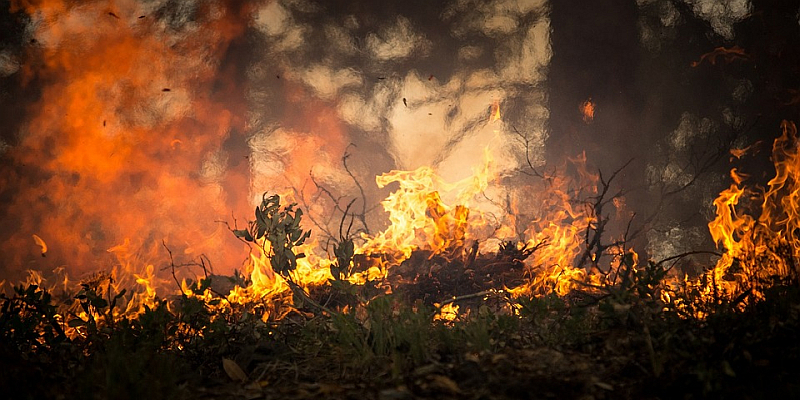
top-left (703, 121), bottom-right (800, 305)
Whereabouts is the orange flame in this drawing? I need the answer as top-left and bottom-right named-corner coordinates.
top-left (701, 121), bottom-right (800, 306)
top-left (580, 98), bottom-right (595, 123)
top-left (32, 234), bottom-right (47, 256)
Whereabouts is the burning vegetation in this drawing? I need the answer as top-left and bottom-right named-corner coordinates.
top-left (2, 121), bottom-right (800, 399)
top-left (2, 0), bottom-right (800, 399)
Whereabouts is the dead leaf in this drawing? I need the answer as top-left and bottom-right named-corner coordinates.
top-left (222, 358), bottom-right (248, 382)
top-left (491, 353), bottom-right (507, 364)
top-left (428, 375), bottom-right (461, 394)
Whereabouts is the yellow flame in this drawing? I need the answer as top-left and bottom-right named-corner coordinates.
top-left (359, 149), bottom-right (496, 261)
top-left (434, 302), bottom-right (459, 322)
top-left (698, 121), bottom-right (800, 307)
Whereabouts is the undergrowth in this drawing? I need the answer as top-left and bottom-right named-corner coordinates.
top-left (1, 267), bottom-right (799, 399)
top-left (1, 195), bottom-right (799, 399)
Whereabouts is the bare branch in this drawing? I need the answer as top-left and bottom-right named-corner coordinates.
top-left (511, 125), bottom-right (547, 179)
top-left (343, 144), bottom-right (371, 235)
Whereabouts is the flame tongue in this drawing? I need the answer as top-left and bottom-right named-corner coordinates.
top-left (360, 148), bottom-right (495, 261)
top-left (703, 121), bottom-right (800, 305)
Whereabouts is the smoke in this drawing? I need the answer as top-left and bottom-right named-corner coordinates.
top-left (0, 0), bottom-right (556, 281)
top-left (0, 0), bottom-right (253, 281)
top-left (246, 0), bottom-right (551, 235)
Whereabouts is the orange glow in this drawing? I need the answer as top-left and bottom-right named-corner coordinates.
top-left (358, 148), bottom-right (496, 262)
top-left (434, 302), bottom-right (460, 322)
top-left (696, 121), bottom-right (800, 309)
top-left (32, 234), bottom-right (48, 256)
top-left (7, 1), bottom-right (799, 330)
top-left (580, 98), bottom-right (594, 123)
top-left (13, 117), bottom-right (800, 325)
top-left (3, 0), bottom-right (252, 279)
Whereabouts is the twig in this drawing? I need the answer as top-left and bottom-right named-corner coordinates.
top-left (162, 240), bottom-right (182, 292)
top-left (343, 144), bottom-right (371, 235)
top-left (511, 125), bottom-right (547, 179)
top-left (430, 289), bottom-right (505, 319)
top-left (283, 273), bottom-right (335, 316)
top-left (439, 289), bottom-right (500, 306)
top-left (339, 198), bottom-right (357, 242)
top-left (654, 250), bottom-right (723, 273)
top-left (576, 159), bottom-right (633, 270)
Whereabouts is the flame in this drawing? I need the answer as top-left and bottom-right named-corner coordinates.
top-left (700, 121), bottom-right (800, 307)
top-left (32, 234), bottom-right (48, 256)
top-left (580, 98), bottom-right (595, 123)
top-left (13, 119), bottom-right (800, 326)
top-left (4, 0), bottom-right (796, 325)
top-left (433, 302), bottom-right (459, 322)
top-left (359, 148), bottom-right (496, 261)
top-left (358, 146), bottom-right (620, 297)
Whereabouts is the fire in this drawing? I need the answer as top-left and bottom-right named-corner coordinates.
top-left (32, 234), bottom-right (47, 257)
top-left (700, 121), bottom-right (800, 307)
top-left (10, 118), bottom-right (800, 326)
top-left (359, 148), bottom-right (496, 261)
top-left (433, 302), bottom-right (460, 322)
top-left (3, 0), bottom-right (252, 280)
top-left (580, 98), bottom-right (595, 123)
top-left (3, 1), bottom-right (797, 323)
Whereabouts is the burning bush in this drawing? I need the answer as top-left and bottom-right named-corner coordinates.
top-left (2, 123), bottom-right (800, 399)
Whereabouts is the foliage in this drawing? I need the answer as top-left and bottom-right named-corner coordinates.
top-left (1, 264), bottom-right (798, 399)
top-left (1, 194), bottom-right (799, 398)
top-left (234, 193), bottom-right (312, 276)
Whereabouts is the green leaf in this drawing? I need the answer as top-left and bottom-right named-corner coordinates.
top-left (233, 229), bottom-right (253, 242)
top-left (68, 318), bottom-right (86, 327)
top-left (330, 265), bottom-right (340, 280)
top-left (256, 226), bottom-right (266, 240)
top-left (256, 206), bottom-right (267, 226)
top-left (286, 249), bottom-right (297, 267)
top-left (91, 297), bottom-right (108, 309)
